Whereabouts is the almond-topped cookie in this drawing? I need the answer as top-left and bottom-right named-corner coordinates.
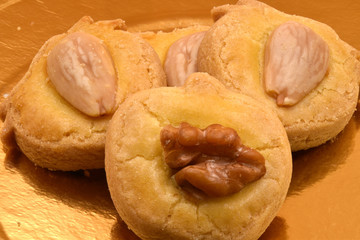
top-left (105, 73), bottom-right (292, 240)
top-left (196, 0), bottom-right (360, 151)
top-left (0, 16), bottom-right (166, 171)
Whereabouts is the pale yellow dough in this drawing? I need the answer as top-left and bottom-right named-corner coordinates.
top-left (105, 73), bottom-right (292, 240)
top-left (198, 0), bottom-right (360, 151)
top-left (0, 16), bottom-right (166, 171)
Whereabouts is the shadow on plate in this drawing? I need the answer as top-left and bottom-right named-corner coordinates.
top-left (109, 215), bottom-right (289, 240)
top-left (111, 217), bottom-right (141, 240)
top-left (288, 114), bottom-right (358, 196)
top-left (0, 222), bottom-right (10, 240)
top-left (3, 150), bottom-right (117, 218)
top-left (259, 216), bottom-right (288, 240)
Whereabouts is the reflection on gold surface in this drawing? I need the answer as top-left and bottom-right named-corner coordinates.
top-left (4, 154), bottom-right (115, 218)
top-left (1, 0), bottom-right (360, 239)
top-left (0, 148), bottom-right (117, 239)
top-left (276, 110), bottom-right (360, 239)
top-left (289, 116), bottom-right (357, 196)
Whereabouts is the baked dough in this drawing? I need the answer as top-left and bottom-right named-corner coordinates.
top-left (0, 16), bottom-right (166, 171)
top-left (105, 72), bottom-right (292, 240)
top-left (197, 0), bottom-right (360, 151)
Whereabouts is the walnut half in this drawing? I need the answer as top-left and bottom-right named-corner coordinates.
top-left (160, 122), bottom-right (266, 199)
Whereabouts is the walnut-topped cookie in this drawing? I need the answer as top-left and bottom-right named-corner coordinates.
top-left (196, 0), bottom-right (360, 151)
top-left (0, 16), bottom-right (166, 171)
top-left (105, 73), bottom-right (292, 240)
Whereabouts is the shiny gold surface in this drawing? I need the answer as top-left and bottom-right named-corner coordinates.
top-left (1, 0), bottom-right (360, 239)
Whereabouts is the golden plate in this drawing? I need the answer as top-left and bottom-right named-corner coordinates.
top-left (1, 0), bottom-right (360, 239)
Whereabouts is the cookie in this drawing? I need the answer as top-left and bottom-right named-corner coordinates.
top-left (0, 16), bottom-right (166, 171)
top-left (197, 0), bottom-right (360, 151)
top-left (105, 72), bottom-right (292, 240)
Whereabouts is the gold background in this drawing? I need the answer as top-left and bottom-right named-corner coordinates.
top-left (1, 0), bottom-right (360, 239)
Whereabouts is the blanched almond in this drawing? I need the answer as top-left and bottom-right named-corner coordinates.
top-left (264, 21), bottom-right (329, 106)
top-left (164, 31), bottom-right (206, 86)
top-left (47, 32), bottom-right (117, 116)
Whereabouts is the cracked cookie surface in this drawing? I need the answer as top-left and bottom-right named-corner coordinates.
top-left (105, 72), bottom-right (292, 240)
top-left (197, 0), bottom-right (360, 151)
top-left (0, 16), bottom-right (166, 171)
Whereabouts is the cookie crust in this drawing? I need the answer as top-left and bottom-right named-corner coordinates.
top-left (105, 73), bottom-right (292, 240)
top-left (1, 16), bottom-right (166, 171)
top-left (198, 0), bottom-right (360, 151)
